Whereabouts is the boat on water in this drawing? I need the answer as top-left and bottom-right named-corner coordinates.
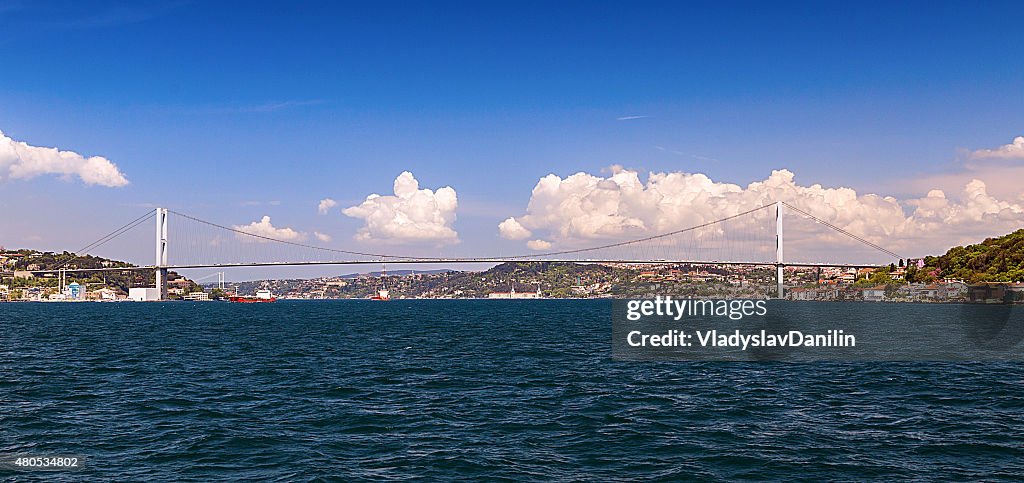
top-left (370, 287), bottom-right (390, 301)
top-left (229, 289), bottom-right (276, 303)
top-left (370, 263), bottom-right (391, 301)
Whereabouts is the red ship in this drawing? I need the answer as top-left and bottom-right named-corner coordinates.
top-left (369, 263), bottom-right (390, 301)
top-left (229, 289), bottom-right (276, 303)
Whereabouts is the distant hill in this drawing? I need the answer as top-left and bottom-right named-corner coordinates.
top-left (338, 269), bottom-right (455, 279)
top-left (920, 229), bottom-right (1024, 283)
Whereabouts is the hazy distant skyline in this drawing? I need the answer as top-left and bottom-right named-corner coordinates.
top-left (2, 1), bottom-right (1023, 278)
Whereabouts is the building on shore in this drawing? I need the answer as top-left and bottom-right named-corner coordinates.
top-left (488, 284), bottom-right (543, 299)
top-left (969, 282), bottom-right (1024, 303)
top-left (129, 287), bottom-right (161, 301)
top-left (860, 286), bottom-right (887, 302)
top-left (66, 282), bottom-right (83, 300)
top-left (21, 287), bottom-right (43, 301)
top-left (85, 288), bottom-right (122, 301)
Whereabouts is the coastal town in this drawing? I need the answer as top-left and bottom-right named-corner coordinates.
top-left (3, 247), bottom-right (1022, 304)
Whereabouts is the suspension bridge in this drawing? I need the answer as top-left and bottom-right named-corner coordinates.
top-left (34, 202), bottom-right (904, 300)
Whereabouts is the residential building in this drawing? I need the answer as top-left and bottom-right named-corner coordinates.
top-left (861, 286), bottom-right (886, 302)
top-left (967, 282), bottom-right (1024, 303)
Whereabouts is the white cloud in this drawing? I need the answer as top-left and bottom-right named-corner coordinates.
top-left (500, 167), bottom-right (1024, 258)
top-left (617, 115), bottom-right (648, 121)
top-left (498, 217), bottom-right (532, 240)
top-left (317, 198), bottom-right (337, 214)
top-left (232, 216), bottom-right (305, 242)
top-left (342, 171), bottom-right (459, 245)
top-left (526, 239), bottom-right (552, 251)
top-left (969, 136), bottom-right (1024, 160)
top-left (314, 231), bottom-right (332, 242)
top-left (0, 129), bottom-right (128, 187)
top-left (898, 136), bottom-right (1024, 200)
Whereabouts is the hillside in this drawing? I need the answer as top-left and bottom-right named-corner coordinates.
top-left (224, 261), bottom-right (778, 299)
top-left (918, 229), bottom-right (1024, 283)
top-left (228, 262), bottom-right (635, 299)
top-left (0, 248), bottom-right (198, 296)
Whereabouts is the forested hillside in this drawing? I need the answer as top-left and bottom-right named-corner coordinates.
top-left (920, 229), bottom-right (1024, 283)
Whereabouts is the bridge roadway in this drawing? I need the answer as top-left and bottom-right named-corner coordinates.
top-left (31, 258), bottom-right (886, 274)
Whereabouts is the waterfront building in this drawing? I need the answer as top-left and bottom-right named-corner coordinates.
top-left (860, 286), bottom-right (886, 302)
top-left (86, 288), bottom-right (121, 301)
top-left (21, 287), bottom-right (42, 301)
top-left (488, 284), bottom-right (543, 299)
top-left (967, 283), bottom-right (1024, 303)
top-left (128, 287), bottom-right (161, 301)
top-left (66, 282), bottom-right (83, 300)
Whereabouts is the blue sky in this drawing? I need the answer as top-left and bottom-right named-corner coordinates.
top-left (2, 1), bottom-right (1023, 277)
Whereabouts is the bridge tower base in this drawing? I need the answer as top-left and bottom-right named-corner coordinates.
top-left (155, 207), bottom-right (168, 300)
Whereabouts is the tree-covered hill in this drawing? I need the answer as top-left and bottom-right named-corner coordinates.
top-left (920, 229), bottom-right (1024, 283)
top-left (0, 248), bottom-right (198, 296)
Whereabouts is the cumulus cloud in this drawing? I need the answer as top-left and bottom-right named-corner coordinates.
top-left (317, 198), bottom-right (337, 214)
top-left (526, 239), bottom-right (552, 251)
top-left (342, 171), bottom-right (459, 245)
top-left (969, 136), bottom-right (1024, 160)
top-left (0, 129), bottom-right (128, 187)
top-left (232, 216), bottom-right (305, 242)
top-left (499, 167), bottom-right (1024, 259)
top-left (314, 231), bottom-right (332, 242)
top-left (904, 136), bottom-right (1024, 200)
top-left (498, 217), bottom-right (532, 240)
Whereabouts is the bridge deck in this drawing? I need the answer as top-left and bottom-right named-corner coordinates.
top-left (30, 259), bottom-right (884, 274)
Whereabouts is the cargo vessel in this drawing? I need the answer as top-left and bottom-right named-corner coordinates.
top-left (229, 289), bottom-right (276, 303)
top-left (370, 286), bottom-right (390, 301)
top-left (370, 264), bottom-right (390, 301)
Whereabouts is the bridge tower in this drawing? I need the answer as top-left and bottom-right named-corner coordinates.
top-left (155, 207), bottom-right (168, 300)
top-left (775, 201), bottom-right (784, 299)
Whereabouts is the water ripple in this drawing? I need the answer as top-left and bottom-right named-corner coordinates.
top-left (2, 300), bottom-right (1023, 480)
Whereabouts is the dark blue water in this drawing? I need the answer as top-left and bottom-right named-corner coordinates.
top-left (2, 300), bottom-right (1023, 480)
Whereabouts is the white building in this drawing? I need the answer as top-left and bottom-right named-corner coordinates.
top-left (861, 286), bottom-right (886, 302)
top-left (944, 281), bottom-right (968, 299)
top-left (128, 287), bottom-right (161, 301)
top-left (86, 288), bottom-right (121, 301)
top-left (488, 284), bottom-right (543, 299)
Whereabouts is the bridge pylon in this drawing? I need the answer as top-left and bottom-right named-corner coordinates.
top-left (775, 201), bottom-right (784, 299)
top-left (155, 207), bottom-right (168, 300)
